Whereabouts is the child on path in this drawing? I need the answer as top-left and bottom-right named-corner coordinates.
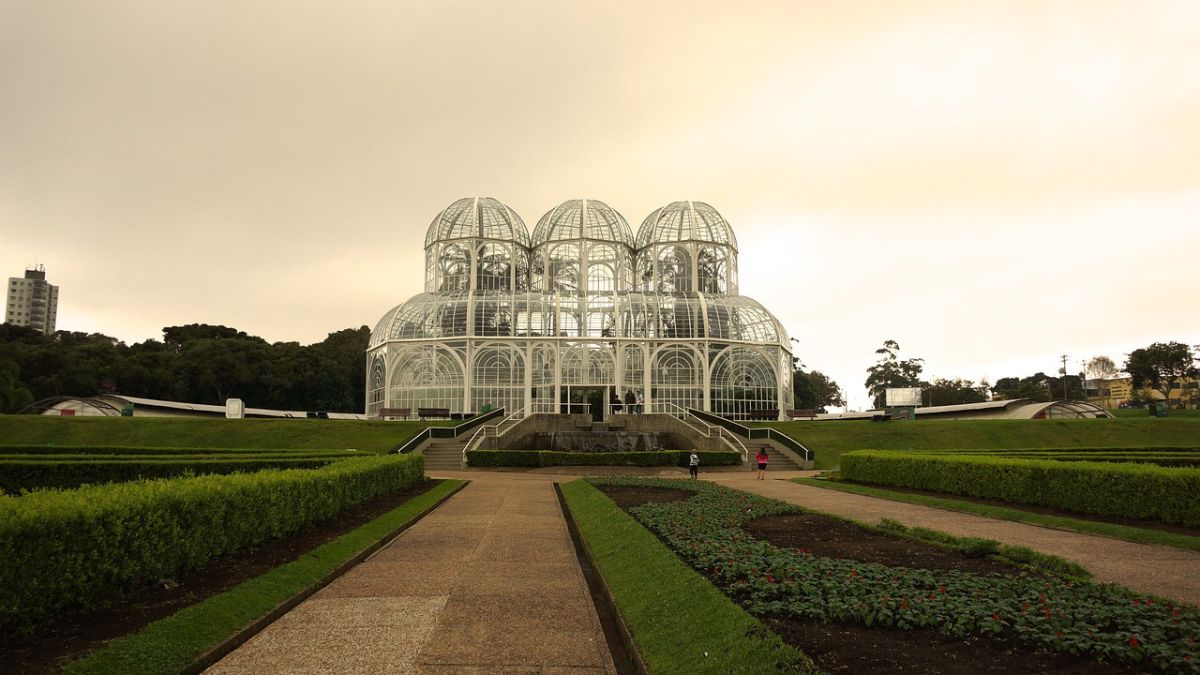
top-left (755, 448), bottom-right (768, 480)
top-left (689, 450), bottom-right (700, 480)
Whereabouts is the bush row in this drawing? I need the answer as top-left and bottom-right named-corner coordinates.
top-left (986, 454), bottom-right (1200, 468)
top-left (0, 452), bottom-right (424, 632)
top-left (465, 449), bottom-right (741, 468)
top-left (0, 457), bottom-right (351, 493)
top-left (0, 444), bottom-right (359, 456)
top-left (920, 446), bottom-right (1200, 454)
top-left (840, 451), bottom-right (1200, 526)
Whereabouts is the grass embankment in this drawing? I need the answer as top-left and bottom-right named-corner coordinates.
top-left (752, 417), bottom-right (1200, 469)
top-left (0, 416), bottom-right (451, 453)
top-left (63, 479), bottom-right (465, 675)
top-left (793, 477), bottom-right (1200, 553)
top-left (561, 479), bottom-right (815, 674)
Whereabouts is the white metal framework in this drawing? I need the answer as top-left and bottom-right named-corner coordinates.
top-left (368, 197), bottom-right (793, 419)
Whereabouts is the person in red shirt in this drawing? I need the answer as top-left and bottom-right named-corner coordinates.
top-left (755, 448), bottom-right (768, 480)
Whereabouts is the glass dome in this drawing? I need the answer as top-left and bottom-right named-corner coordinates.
top-left (532, 199), bottom-right (635, 247)
top-left (636, 201), bottom-right (738, 250)
top-left (425, 197), bottom-right (530, 248)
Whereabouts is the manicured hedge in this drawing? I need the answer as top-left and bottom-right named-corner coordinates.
top-left (840, 451), bottom-right (1200, 526)
top-left (920, 446), bottom-right (1200, 454)
top-left (0, 444), bottom-right (355, 456)
top-left (0, 457), bottom-right (350, 492)
top-left (0, 453), bottom-right (424, 632)
top-left (465, 449), bottom-right (741, 468)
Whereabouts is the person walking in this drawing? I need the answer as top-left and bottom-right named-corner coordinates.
top-left (623, 389), bottom-right (636, 414)
top-left (688, 450), bottom-right (700, 480)
top-left (635, 390), bottom-right (644, 414)
top-left (755, 448), bottom-right (769, 480)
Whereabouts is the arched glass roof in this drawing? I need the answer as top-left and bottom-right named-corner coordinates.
top-left (636, 201), bottom-right (738, 250)
top-left (531, 199), bottom-right (635, 248)
top-left (369, 291), bottom-right (785, 345)
top-left (425, 197), bottom-right (530, 248)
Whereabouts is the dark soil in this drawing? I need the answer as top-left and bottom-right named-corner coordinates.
top-left (745, 513), bottom-right (1018, 576)
top-left (767, 618), bottom-right (1144, 674)
top-left (0, 479), bottom-right (442, 674)
top-left (598, 485), bottom-right (694, 509)
top-left (593, 484), bottom-right (1150, 675)
top-left (851, 481), bottom-right (1200, 537)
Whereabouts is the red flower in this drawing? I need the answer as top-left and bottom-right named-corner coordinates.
top-left (992, 612), bottom-right (1000, 621)
top-left (939, 584), bottom-right (947, 594)
top-left (900, 598), bottom-right (909, 610)
top-left (1129, 636), bottom-right (1140, 647)
top-left (849, 570), bottom-right (859, 578)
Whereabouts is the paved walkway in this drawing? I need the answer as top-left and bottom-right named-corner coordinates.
top-left (208, 475), bottom-right (618, 674)
top-left (709, 471), bottom-right (1200, 605)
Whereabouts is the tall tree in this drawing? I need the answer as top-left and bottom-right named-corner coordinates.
top-left (1085, 356), bottom-right (1120, 408)
top-left (1125, 342), bottom-right (1198, 407)
top-left (920, 378), bottom-right (987, 406)
top-left (864, 340), bottom-right (924, 408)
top-left (792, 369), bottom-right (844, 411)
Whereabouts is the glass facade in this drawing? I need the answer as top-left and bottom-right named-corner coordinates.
top-left (367, 198), bottom-right (792, 419)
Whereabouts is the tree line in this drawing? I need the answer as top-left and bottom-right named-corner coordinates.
top-left (863, 339), bottom-right (1199, 409)
top-left (0, 323), bottom-right (369, 414)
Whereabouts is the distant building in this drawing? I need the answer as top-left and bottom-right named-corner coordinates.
top-left (5, 265), bottom-right (59, 333)
top-left (1089, 375), bottom-right (1199, 409)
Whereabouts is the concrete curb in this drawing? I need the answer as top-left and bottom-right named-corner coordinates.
top-left (555, 482), bottom-right (646, 675)
top-left (182, 479), bottom-right (469, 674)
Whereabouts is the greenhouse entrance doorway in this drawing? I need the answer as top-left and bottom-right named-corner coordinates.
top-left (563, 386), bottom-right (607, 422)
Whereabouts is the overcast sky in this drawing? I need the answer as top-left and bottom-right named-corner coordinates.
top-left (2, 0), bottom-right (1198, 410)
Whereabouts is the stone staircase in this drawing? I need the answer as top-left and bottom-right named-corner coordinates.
top-left (419, 437), bottom-right (469, 472)
top-left (743, 439), bottom-right (805, 471)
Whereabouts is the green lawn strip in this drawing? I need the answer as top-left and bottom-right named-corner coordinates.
top-left (560, 479), bottom-right (816, 674)
top-left (0, 417), bottom-right (454, 453)
top-left (0, 446), bottom-right (370, 456)
top-left (751, 417), bottom-right (1200, 470)
top-left (63, 479), bottom-right (465, 675)
top-left (792, 477), bottom-right (1200, 553)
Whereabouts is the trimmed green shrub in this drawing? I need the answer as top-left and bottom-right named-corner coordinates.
top-left (465, 449), bottom-right (741, 467)
top-left (0, 457), bottom-right (351, 492)
top-left (840, 451), bottom-right (1200, 526)
top-left (0, 444), bottom-right (357, 456)
top-left (0, 453), bottom-right (424, 633)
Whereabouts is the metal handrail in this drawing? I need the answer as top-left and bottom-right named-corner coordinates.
top-left (463, 403), bottom-right (535, 460)
top-left (391, 407), bottom-right (506, 454)
top-left (687, 408), bottom-right (813, 463)
top-left (655, 402), bottom-right (749, 462)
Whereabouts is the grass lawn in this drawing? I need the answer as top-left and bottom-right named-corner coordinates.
top-left (792, 477), bottom-right (1200, 553)
top-left (752, 417), bottom-right (1200, 469)
top-left (0, 416), bottom-right (453, 453)
top-left (63, 479), bottom-right (466, 675)
top-left (560, 479), bottom-right (815, 674)
top-left (1111, 408), bottom-right (1200, 419)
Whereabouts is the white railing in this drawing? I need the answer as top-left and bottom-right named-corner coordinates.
top-left (653, 402), bottom-right (749, 462)
top-left (463, 403), bottom-right (535, 461)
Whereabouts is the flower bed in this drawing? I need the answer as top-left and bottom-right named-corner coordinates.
top-left (590, 477), bottom-right (1199, 673)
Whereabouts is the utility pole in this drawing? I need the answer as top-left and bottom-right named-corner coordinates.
top-left (1060, 354), bottom-right (1069, 401)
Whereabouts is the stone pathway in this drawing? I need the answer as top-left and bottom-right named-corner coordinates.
top-left (207, 475), bottom-right (617, 674)
top-left (709, 471), bottom-right (1200, 606)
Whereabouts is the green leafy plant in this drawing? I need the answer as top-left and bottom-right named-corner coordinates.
top-left (590, 477), bottom-right (1200, 672)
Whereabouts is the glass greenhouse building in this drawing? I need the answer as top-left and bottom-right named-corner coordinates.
top-left (366, 198), bottom-right (793, 419)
